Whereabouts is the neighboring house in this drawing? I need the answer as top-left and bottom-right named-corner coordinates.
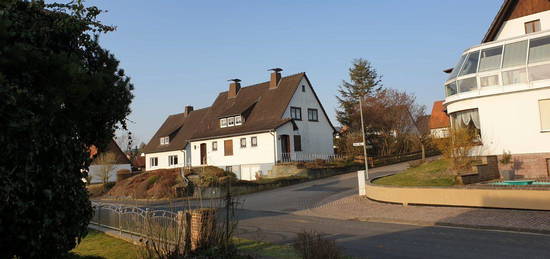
top-left (132, 155), bottom-right (145, 172)
top-left (428, 101), bottom-right (450, 138)
top-left (442, 0), bottom-right (550, 177)
top-left (89, 139), bottom-right (132, 183)
top-left (143, 69), bottom-right (336, 180)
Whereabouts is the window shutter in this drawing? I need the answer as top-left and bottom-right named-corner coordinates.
top-left (224, 140), bottom-right (233, 156)
top-left (540, 100), bottom-right (550, 131)
top-left (294, 135), bottom-right (302, 151)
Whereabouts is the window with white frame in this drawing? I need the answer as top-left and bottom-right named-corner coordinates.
top-left (539, 99), bottom-right (550, 132)
top-left (251, 136), bottom-right (257, 147)
top-left (450, 109), bottom-right (482, 141)
top-left (458, 51), bottom-right (479, 76)
top-left (160, 136), bottom-right (169, 145)
top-left (220, 118), bottom-right (227, 128)
top-left (150, 157), bottom-right (158, 167)
top-left (235, 115), bottom-right (242, 125)
top-left (168, 155), bottom-right (178, 166)
top-left (290, 107), bottom-right (302, 120)
top-left (228, 117), bottom-right (235, 127)
top-left (240, 138), bottom-right (246, 148)
top-left (479, 46), bottom-right (502, 72)
top-left (308, 108), bottom-right (318, 121)
top-left (212, 141), bottom-right (218, 151)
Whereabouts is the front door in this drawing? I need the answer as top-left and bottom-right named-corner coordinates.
top-left (200, 143), bottom-right (207, 165)
top-left (280, 135), bottom-right (291, 162)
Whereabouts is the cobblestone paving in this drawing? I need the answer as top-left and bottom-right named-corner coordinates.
top-left (295, 194), bottom-right (550, 233)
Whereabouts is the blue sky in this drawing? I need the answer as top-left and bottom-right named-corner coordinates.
top-left (86, 0), bottom-right (503, 145)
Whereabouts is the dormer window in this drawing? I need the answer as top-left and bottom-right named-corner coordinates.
top-left (228, 117), bottom-right (235, 127)
top-left (235, 115), bottom-right (242, 126)
top-left (220, 118), bottom-right (227, 128)
top-left (525, 20), bottom-right (541, 34)
top-left (160, 136), bottom-right (169, 145)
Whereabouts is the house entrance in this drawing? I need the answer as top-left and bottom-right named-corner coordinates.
top-left (200, 143), bottom-right (207, 165)
top-left (280, 135), bottom-right (291, 162)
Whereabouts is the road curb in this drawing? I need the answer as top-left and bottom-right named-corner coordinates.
top-left (355, 217), bottom-right (550, 235)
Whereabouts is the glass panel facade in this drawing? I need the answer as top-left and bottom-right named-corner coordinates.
top-left (502, 68), bottom-right (527, 85)
top-left (458, 77), bottom-right (477, 92)
top-left (445, 82), bottom-right (457, 97)
top-left (480, 74), bottom-right (499, 87)
top-left (448, 55), bottom-right (466, 80)
top-left (479, 46), bottom-right (502, 72)
top-left (459, 51), bottom-right (480, 76)
top-left (529, 63), bottom-right (550, 81)
top-left (529, 36), bottom-right (550, 64)
top-left (502, 40), bottom-right (527, 68)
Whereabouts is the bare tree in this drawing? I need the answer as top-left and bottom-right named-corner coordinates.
top-left (94, 152), bottom-right (117, 184)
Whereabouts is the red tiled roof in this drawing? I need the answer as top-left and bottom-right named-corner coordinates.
top-left (429, 101), bottom-right (450, 129)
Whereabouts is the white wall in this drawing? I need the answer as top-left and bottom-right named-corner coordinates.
top-left (495, 10), bottom-right (550, 41)
top-left (430, 128), bottom-right (449, 139)
top-left (189, 132), bottom-right (276, 178)
top-left (88, 164), bottom-right (131, 183)
top-left (446, 87), bottom-right (550, 156)
top-left (280, 77), bottom-right (335, 157)
top-left (145, 150), bottom-right (186, 171)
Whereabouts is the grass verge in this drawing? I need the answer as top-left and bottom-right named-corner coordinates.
top-left (373, 159), bottom-right (455, 186)
top-left (234, 238), bottom-right (300, 259)
top-left (69, 229), bottom-right (300, 259)
top-left (68, 229), bottom-right (139, 259)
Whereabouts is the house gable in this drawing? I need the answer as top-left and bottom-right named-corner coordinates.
top-left (483, 0), bottom-right (550, 43)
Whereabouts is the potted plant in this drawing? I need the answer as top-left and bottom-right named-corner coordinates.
top-left (499, 150), bottom-right (515, 180)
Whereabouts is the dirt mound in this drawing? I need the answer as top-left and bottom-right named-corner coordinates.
top-left (107, 168), bottom-right (184, 199)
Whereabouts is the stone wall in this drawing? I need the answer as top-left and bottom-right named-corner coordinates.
top-left (502, 152), bottom-right (550, 178)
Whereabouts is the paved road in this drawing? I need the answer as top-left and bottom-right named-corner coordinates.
top-left (114, 161), bottom-right (550, 258)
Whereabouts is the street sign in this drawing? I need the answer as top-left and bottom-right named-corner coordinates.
top-left (353, 142), bottom-right (373, 148)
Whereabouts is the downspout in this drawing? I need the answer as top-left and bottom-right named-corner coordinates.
top-left (270, 130), bottom-right (278, 164)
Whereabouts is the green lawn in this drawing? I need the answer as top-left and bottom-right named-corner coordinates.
top-left (373, 159), bottom-right (456, 186)
top-left (69, 229), bottom-right (140, 259)
top-left (69, 229), bottom-right (300, 259)
top-left (235, 238), bottom-right (300, 259)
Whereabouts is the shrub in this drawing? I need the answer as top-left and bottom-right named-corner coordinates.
top-left (0, 1), bottom-right (133, 258)
top-left (434, 127), bottom-right (478, 177)
top-left (293, 231), bottom-right (342, 259)
top-left (499, 150), bottom-right (513, 165)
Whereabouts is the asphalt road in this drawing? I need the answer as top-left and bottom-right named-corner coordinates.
top-left (118, 161), bottom-right (550, 259)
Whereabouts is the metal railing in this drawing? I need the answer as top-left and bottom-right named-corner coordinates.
top-left (90, 201), bottom-right (180, 243)
top-left (278, 153), bottom-right (347, 163)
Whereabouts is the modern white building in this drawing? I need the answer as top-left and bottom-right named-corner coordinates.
top-left (142, 69), bottom-right (336, 180)
top-left (443, 0), bottom-right (550, 177)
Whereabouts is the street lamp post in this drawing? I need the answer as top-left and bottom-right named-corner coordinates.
top-left (359, 96), bottom-right (369, 180)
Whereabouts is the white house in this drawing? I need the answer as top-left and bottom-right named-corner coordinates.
top-left (428, 101), bottom-right (450, 139)
top-left (88, 139), bottom-right (132, 183)
top-left (442, 0), bottom-right (550, 177)
top-left (143, 69), bottom-right (336, 180)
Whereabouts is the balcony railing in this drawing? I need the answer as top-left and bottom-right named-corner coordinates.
top-left (444, 29), bottom-right (550, 103)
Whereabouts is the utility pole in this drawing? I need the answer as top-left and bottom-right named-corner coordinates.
top-left (359, 96), bottom-right (369, 180)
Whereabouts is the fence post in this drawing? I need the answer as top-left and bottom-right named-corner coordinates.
top-left (119, 207), bottom-right (122, 235)
top-left (177, 211), bottom-right (191, 254)
top-left (97, 204), bottom-right (101, 227)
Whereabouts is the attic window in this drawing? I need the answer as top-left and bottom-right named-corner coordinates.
top-left (160, 136), bottom-right (169, 145)
top-left (220, 118), bottom-right (227, 128)
top-left (525, 20), bottom-right (541, 34)
top-left (228, 117), bottom-right (235, 127)
top-left (235, 115), bottom-right (242, 126)
top-left (302, 85), bottom-right (305, 92)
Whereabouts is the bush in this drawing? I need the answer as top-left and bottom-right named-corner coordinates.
top-left (293, 231), bottom-right (342, 259)
top-left (0, 2), bottom-right (133, 257)
top-left (434, 127), bottom-right (478, 176)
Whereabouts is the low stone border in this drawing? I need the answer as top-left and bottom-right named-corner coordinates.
top-left (366, 176), bottom-right (550, 211)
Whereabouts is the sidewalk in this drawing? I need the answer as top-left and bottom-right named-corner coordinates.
top-left (296, 194), bottom-right (550, 234)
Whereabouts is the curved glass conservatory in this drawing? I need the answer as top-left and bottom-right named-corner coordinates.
top-left (445, 30), bottom-right (550, 102)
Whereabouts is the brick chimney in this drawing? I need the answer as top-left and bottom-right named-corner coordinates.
top-left (184, 105), bottom-right (194, 116)
top-left (269, 68), bottom-right (283, 89)
top-left (228, 79), bottom-right (241, 98)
